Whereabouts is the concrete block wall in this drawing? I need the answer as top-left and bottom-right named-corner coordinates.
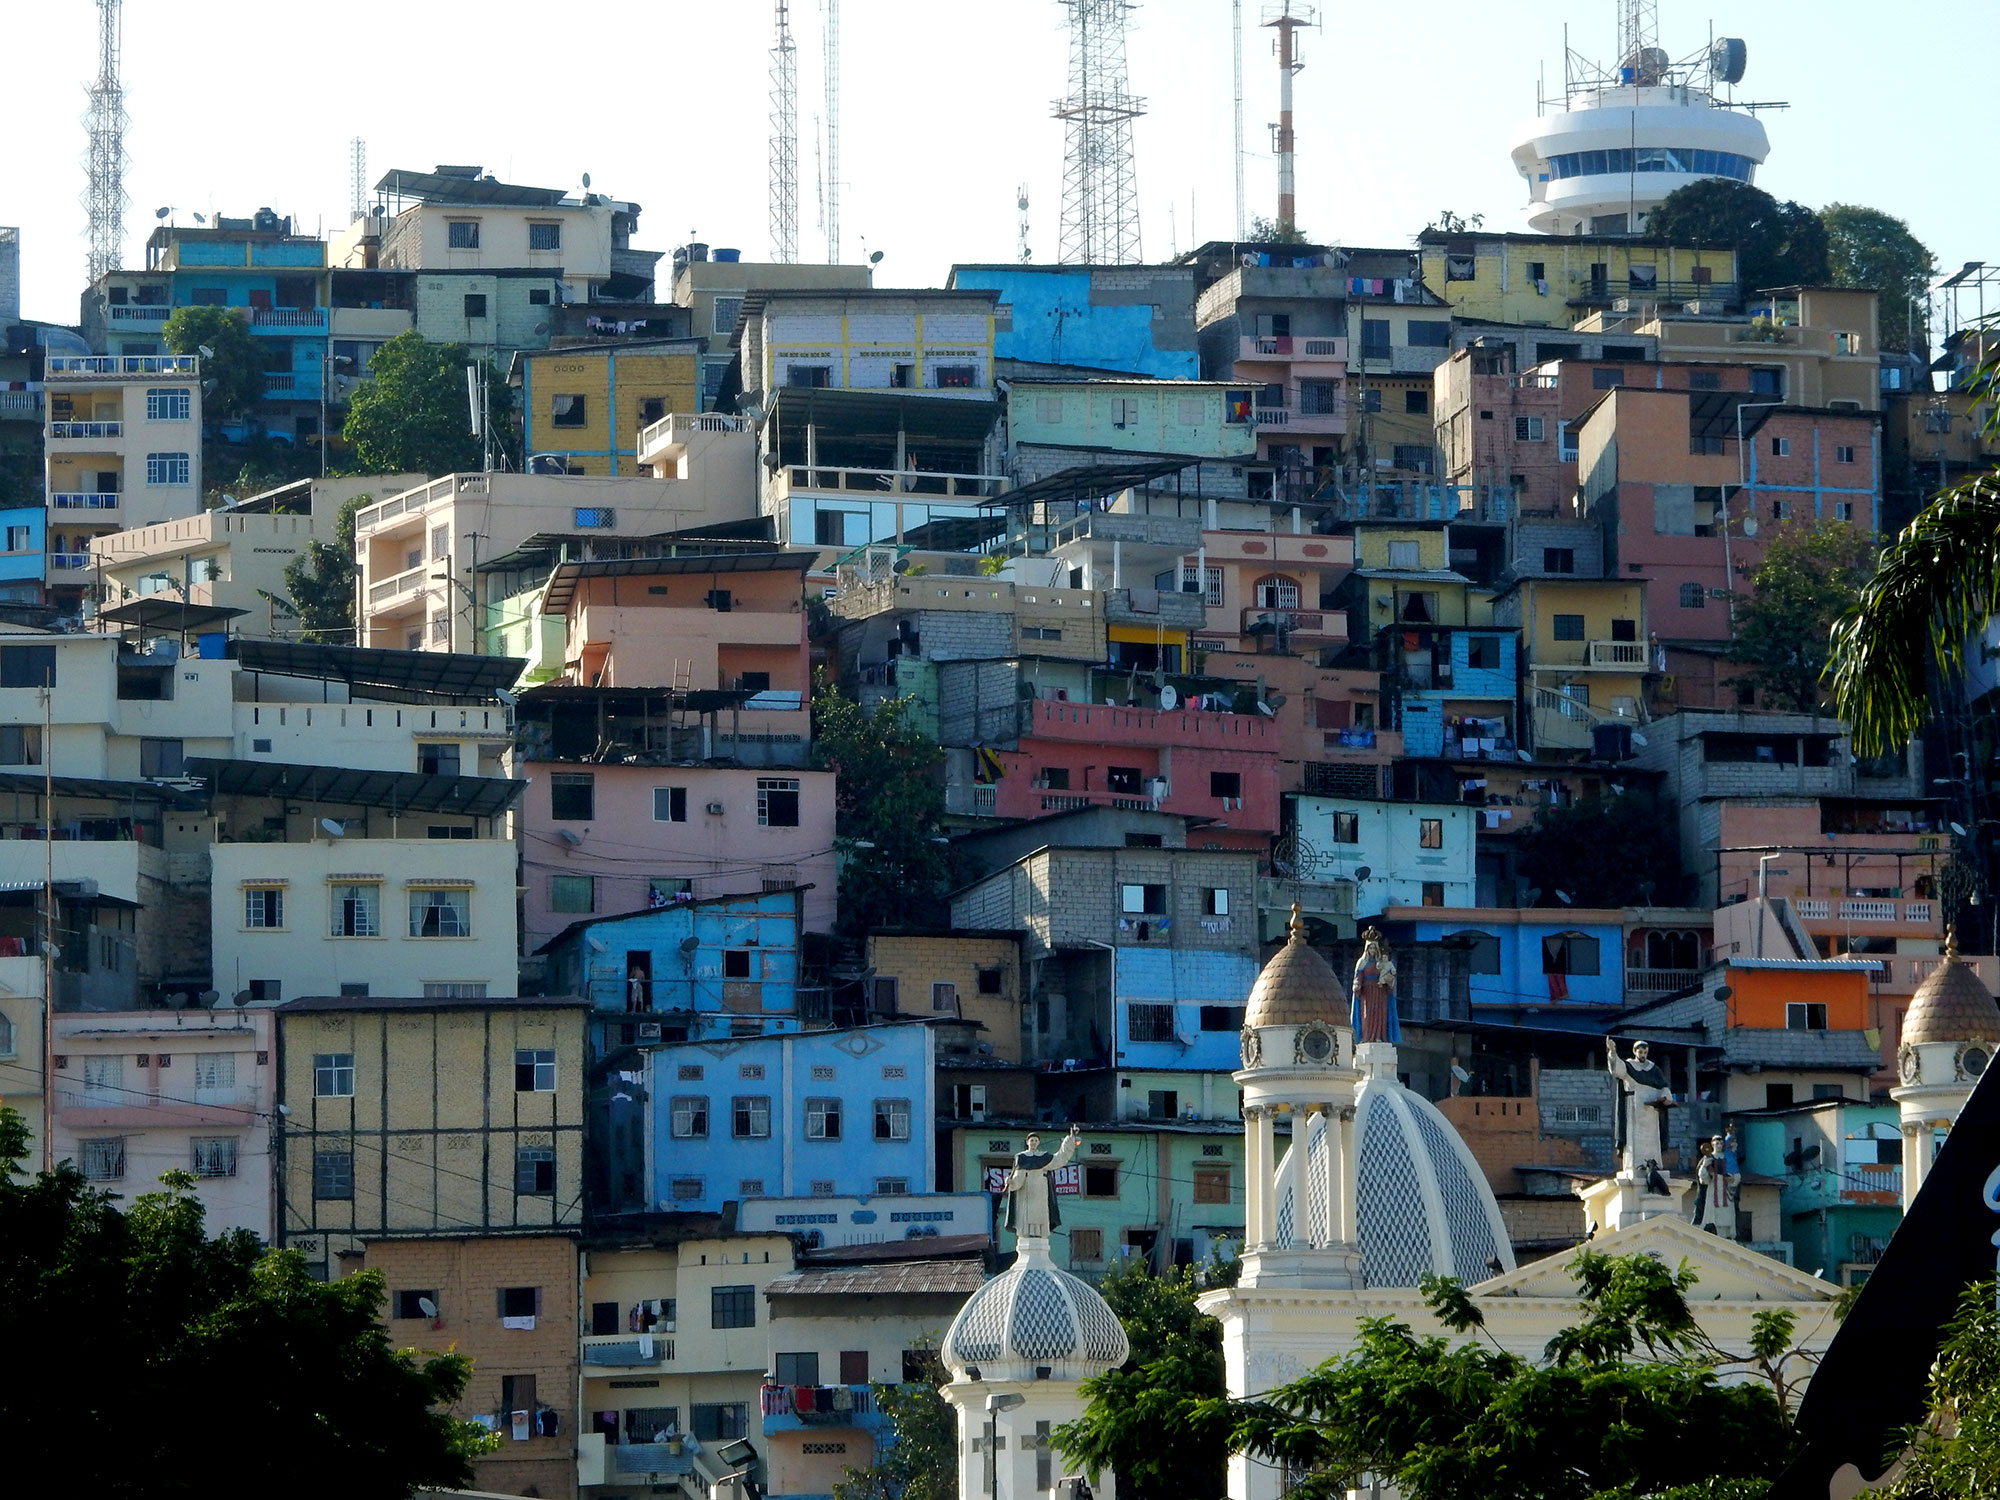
top-left (937, 660), bottom-right (1028, 748)
top-left (910, 610), bottom-right (1011, 662)
top-left (1536, 1068), bottom-right (1617, 1171)
top-left (1499, 1195), bottom-right (1586, 1255)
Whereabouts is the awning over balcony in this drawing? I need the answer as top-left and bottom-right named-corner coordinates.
top-left (538, 549), bottom-right (812, 615)
top-left (186, 758), bottom-right (525, 820)
top-left (229, 640), bottom-right (525, 702)
top-left (767, 386), bottom-right (999, 441)
top-left (97, 600), bottom-right (249, 633)
top-left (988, 455), bottom-right (1195, 512)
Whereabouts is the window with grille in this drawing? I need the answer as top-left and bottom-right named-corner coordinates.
top-left (146, 452), bottom-right (191, 486)
top-left (733, 1095), bottom-right (771, 1138)
top-left (933, 365), bottom-right (978, 389)
top-left (1128, 1004), bottom-right (1174, 1042)
top-left (670, 1176), bottom-right (704, 1201)
top-left (82, 1137), bottom-right (125, 1181)
top-left (711, 1285), bottom-right (756, 1329)
top-left (313, 1150), bottom-right (354, 1199)
top-left (192, 1137), bottom-right (238, 1178)
top-left (671, 1096), bottom-right (710, 1138)
top-left (313, 1053), bottom-right (355, 1098)
top-left (1070, 1228), bottom-right (1104, 1260)
top-left (758, 777), bottom-right (800, 826)
top-left (712, 295), bottom-right (744, 335)
top-left (874, 1177), bottom-right (910, 1194)
top-left (447, 220), bottom-right (480, 248)
top-left (423, 982), bottom-right (487, 999)
top-left (515, 1049), bottom-right (556, 1092)
top-left (572, 505), bottom-right (616, 528)
top-left (330, 883), bottom-right (380, 937)
top-left (145, 387), bottom-right (190, 420)
top-left (81, 1054), bottom-right (123, 1104)
top-left (931, 981), bottom-right (957, 1012)
top-left (806, 1097), bottom-right (842, 1140)
top-left (1679, 581), bottom-right (1706, 609)
top-left (550, 772), bottom-right (595, 820)
top-left (243, 886), bottom-right (284, 928)
top-left (515, 1147), bottom-right (556, 1195)
top-left (550, 874), bottom-right (595, 913)
top-left (1552, 614), bottom-right (1586, 641)
top-left (874, 1098), bottom-right (911, 1141)
top-left (408, 887), bottom-right (470, 937)
top-left (193, 1052), bottom-right (235, 1103)
top-left (528, 221), bottom-right (561, 251)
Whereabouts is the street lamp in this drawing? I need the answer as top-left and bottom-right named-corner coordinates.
top-left (984, 1392), bottom-right (1025, 1500)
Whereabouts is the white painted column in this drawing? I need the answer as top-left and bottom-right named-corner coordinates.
top-left (1112, 538), bottom-right (1123, 590)
top-left (1336, 1104), bottom-right (1358, 1245)
top-left (1242, 1105), bottom-right (1265, 1250)
top-left (1318, 1104), bottom-right (1340, 1249)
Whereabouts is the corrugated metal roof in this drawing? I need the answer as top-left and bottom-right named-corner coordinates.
top-left (764, 1259), bottom-right (989, 1298)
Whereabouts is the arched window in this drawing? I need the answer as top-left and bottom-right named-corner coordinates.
top-left (1645, 929), bottom-right (1700, 969)
top-left (1253, 575), bottom-right (1300, 610)
top-left (1452, 930), bottom-right (1502, 975)
top-left (1679, 581), bottom-right (1706, 609)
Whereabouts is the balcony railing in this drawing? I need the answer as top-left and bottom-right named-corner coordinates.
top-left (1843, 1161), bottom-right (1902, 1203)
top-left (1626, 967), bottom-right (1702, 995)
top-left (773, 463), bottom-right (1005, 499)
top-left (638, 410), bottom-right (748, 453)
top-left (1585, 639), bottom-right (1647, 668)
top-left (354, 474), bottom-right (482, 534)
top-left (249, 307), bottom-right (327, 329)
top-left (50, 553), bottom-right (91, 571)
top-left (1240, 606), bottom-right (1343, 643)
top-left (49, 421), bottom-right (121, 439)
top-left (47, 355), bottom-right (197, 378)
top-left (50, 492), bottom-right (119, 510)
top-left (264, 372), bottom-right (297, 395)
top-left (0, 391), bottom-right (42, 415)
top-left (1239, 335), bottom-right (1347, 362)
top-left (107, 305), bottom-right (172, 322)
top-left (582, 1334), bottom-right (672, 1366)
top-left (367, 564), bottom-right (429, 607)
top-left (761, 1383), bottom-right (878, 1425)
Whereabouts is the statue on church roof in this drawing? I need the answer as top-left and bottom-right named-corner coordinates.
top-left (1607, 1037), bottom-right (1674, 1191)
top-left (1003, 1125), bottom-right (1082, 1240)
top-left (1350, 927), bottom-right (1401, 1045)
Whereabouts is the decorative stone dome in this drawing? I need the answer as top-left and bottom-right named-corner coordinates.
top-left (1244, 904), bottom-right (1345, 1029)
top-left (941, 1244), bottom-right (1131, 1384)
top-left (1352, 1075), bottom-right (1515, 1286)
top-left (1903, 931), bottom-right (2000, 1046)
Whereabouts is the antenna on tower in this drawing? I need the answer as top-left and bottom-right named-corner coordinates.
top-left (82, 0), bottom-right (129, 284)
top-left (822, 0), bottom-right (841, 264)
top-left (769, 2), bottom-right (798, 263)
top-left (1231, 0), bottom-right (1246, 238)
top-left (1054, 0), bottom-right (1145, 266)
top-left (1016, 186), bottom-right (1032, 264)
top-left (1263, 4), bottom-right (1313, 237)
top-left (348, 137), bottom-right (368, 223)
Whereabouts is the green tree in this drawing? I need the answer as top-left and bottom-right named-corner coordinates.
top-left (0, 1106), bottom-right (493, 1497)
top-left (1216, 1253), bottom-right (1805, 1500)
top-left (1514, 788), bottom-right (1684, 907)
top-left (1828, 343), bottom-right (2000, 752)
top-left (1724, 519), bottom-right (1874, 714)
top-left (1054, 1257), bottom-right (1235, 1500)
top-left (1426, 209), bottom-right (1486, 234)
top-left (1872, 1281), bottom-right (2000, 1497)
top-left (1820, 204), bottom-right (1937, 355)
top-left (832, 1347), bottom-right (958, 1500)
top-left (343, 332), bottom-right (509, 476)
top-left (1646, 180), bottom-right (1829, 293)
top-left (810, 672), bottom-right (961, 936)
top-left (281, 492), bottom-right (368, 642)
top-left (1249, 215), bottom-right (1314, 245)
top-left (163, 304), bottom-right (267, 424)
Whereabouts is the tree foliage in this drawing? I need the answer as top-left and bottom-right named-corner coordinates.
top-left (163, 304), bottom-right (267, 421)
top-left (1248, 215), bottom-right (1314, 245)
top-left (1514, 788), bottom-right (1684, 907)
top-left (0, 1107), bottom-right (493, 1497)
top-left (1872, 1280), bottom-right (2000, 1497)
top-left (1216, 1253), bottom-right (1803, 1500)
top-left (1646, 181), bottom-right (1829, 293)
top-left (810, 672), bottom-right (961, 936)
top-left (1820, 204), bottom-right (1937, 355)
top-left (1054, 1257), bottom-right (1236, 1500)
top-left (282, 493), bottom-right (367, 643)
top-left (1725, 519), bottom-right (1875, 714)
top-left (342, 332), bottom-right (508, 476)
top-left (832, 1348), bottom-right (958, 1500)
top-left (1829, 342), bottom-right (2000, 752)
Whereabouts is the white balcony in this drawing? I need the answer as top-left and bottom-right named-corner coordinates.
top-left (107, 305), bottom-right (172, 324)
top-left (354, 475), bottom-right (475, 536)
top-left (49, 421), bottom-right (122, 440)
top-left (50, 553), bottom-right (92, 571)
top-left (767, 463), bottom-right (1007, 503)
top-left (1585, 639), bottom-right (1648, 669)
top-left (1237, 334), bottom-right (1347, 364)
top-left (249, 307), bottom-right (327, 329)
top-left (0, 391), bottom-right (44, 417)
top-left (46, 355), bottom-right (197, 379)
top-left (366, 563), bottom-right (430, 608)
top-left (1791, 898), bottom-right (1933, 924)
top-left (49, 493), bottom-right (119, 511)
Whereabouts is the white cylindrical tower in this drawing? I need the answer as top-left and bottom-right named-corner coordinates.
top-left (1891, 932), bottom-right (2000, 1211)
top-left (939, 1225), bottom-right (1131, 1500)
top-left (1509, 30), bottom-right (1769, 236)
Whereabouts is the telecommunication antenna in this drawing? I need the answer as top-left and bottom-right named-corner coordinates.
top-left (1016, 186), bottom-right (1032, 263)
top-left (1263, 4), bottom-right (1313, 236)
top-left (823, 0), bottom-right (841, 263)
top-left (769, 2), bottom-right (798, 263)
top-left (83, 0), bottom-right (129, 283)
top-left (1054, 0), bottom-right (1145, 265)
top-left (348, 137), bottom-right (368, 223)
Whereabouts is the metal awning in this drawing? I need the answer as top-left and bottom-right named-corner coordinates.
top-left (518, 684), bottom-right (752, 713)
top-left (0, 770), bottom-right (183, 803)
top-left (186, 758), bottom-right (525, 819)
top-left (229, 641), bottom-right (524, 701)
top-left (985, 455), bottom-right (1195, 511)
top-left (767, 385), bottom-right (1000, 441)
top-left (96, 600), bottom-right (250, 632)
top-left (539, 551), bottom-right (813, 615)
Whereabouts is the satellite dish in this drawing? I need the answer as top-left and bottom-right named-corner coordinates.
top-left (495, 688), bottom-right (517, 707)
top-left (199, 990), bottom-right (220, 1007)
top-left (1450, 1063), bottom-right (1473, 1083)
top-left (232, 989), bottom-right (251, 1008)
top-left (587, 936), bottom-right (610, 955)
top-left (1517, 749), bottom-right (1534, 762)
top-left (1952, 822), bottom-right (1969, 836)
top-left (1742, 517), bottom-right (1759, 538)
top-left (559, 827), bottom-right (585, 846)
top-left (869, 250), bottom-right (885, 265)
top-left (679, 936), bottom-right (700, 953)
top-left (1159, 684), bottom-right (1179, 710)
top-left (1714, 985), bottom-right (1734, 1001)
top-left (581, 172), bottom-right (591, 189)
top-left (1354, 866), bottom-right (1372, 882)
top-left (192, 213), bottom-right (207, 225)
top-left (1556, 890), bottom-right (1575, 905)
top-left (1710, 36), bottom-right (1748, 85)
top-left (1631, 731), bottom-right (1649, 747)
top-left (321, 818), bottom-right (346, 838)
top-left (418, 1296), bottom-right (439, 1318)
top-left (155, 206), bottom-right (170, 220)
top-left (1523, 887), bottom-right (1543, 906)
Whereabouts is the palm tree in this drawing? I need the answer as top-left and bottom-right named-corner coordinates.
top-left (1828, 343), bottom-right (2000, 752)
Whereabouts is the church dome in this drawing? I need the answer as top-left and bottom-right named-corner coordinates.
top-left (1353, 1076), bottom-right (1515, 1286)
top-left (1245, 904), bottom-right (1345, 1029)
top-left (941, 1247), bottom-right (1131, 1384)
top-left (1903, 934), bottom-right (2000, 1046)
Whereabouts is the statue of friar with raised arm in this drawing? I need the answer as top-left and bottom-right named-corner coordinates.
top-left (1606, 1037), bottom-right (1675, 1191)
top-left (1003, 1125), bottom-right (1083, 1241)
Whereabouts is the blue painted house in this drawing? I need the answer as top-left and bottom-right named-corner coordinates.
top-left (1402, 909), bottom-right (1628, 1018)
top-left (948, 263), bottom-right (1198, 378)
top-left (1389, 627), bottom-right (1520, 762)
top-left (1114, 947), bottom-right (1262, 1075)
top-left (647, 1022), bottom-right (938, 1214)
top-left (0, 508), bottom-right (47, 594)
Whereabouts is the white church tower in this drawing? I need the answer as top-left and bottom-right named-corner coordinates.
top-left (1892, 930), bottom-right (2000, 1210)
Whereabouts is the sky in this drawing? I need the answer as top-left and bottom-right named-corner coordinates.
top-left (7, 0), bottom-right (1997, 327)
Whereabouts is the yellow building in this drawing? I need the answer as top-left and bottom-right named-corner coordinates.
top-left (865, 930), bottom-right (1024, 1059)
top-left (273, 992), bottom-right (589, 1273)
top-left (1419, 231), bottom-right (1740, 328)
top-left (1343, 525), bottom-right (1481, 633)
top-left (515, 340), bottom-right (704, 475)
top-left (1490, 576), bottom-right (1651, 754)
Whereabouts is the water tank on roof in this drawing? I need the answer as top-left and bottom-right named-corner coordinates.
top-left (252, 207), bottom-right (281, 233)
top-left (687, 243), bottom-right (709, 264)
top-left (713, 248), bottom-right (741, 263)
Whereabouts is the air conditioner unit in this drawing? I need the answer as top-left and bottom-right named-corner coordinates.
top-left (706, 802), bottom-right (726, 815)
top-left (636, 1022), bottom-right (663, 1042)
top-left (968, 1098), bottom-right (987, 1122)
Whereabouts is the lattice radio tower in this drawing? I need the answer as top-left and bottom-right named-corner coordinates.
top-left (83, 0), bottom-right (129, 283)
top-left (822, 0), bottom-right (841, 264)
top-left (1053, 0), bottom-right (1145, 265)
top-left (769, 2), bottom-right (799, 263)
top-left (349, 138), bottom-right (369, 222)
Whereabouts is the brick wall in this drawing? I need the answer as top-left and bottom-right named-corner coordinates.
top-left (1500, 1195), bottom-right (1585, 1255)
